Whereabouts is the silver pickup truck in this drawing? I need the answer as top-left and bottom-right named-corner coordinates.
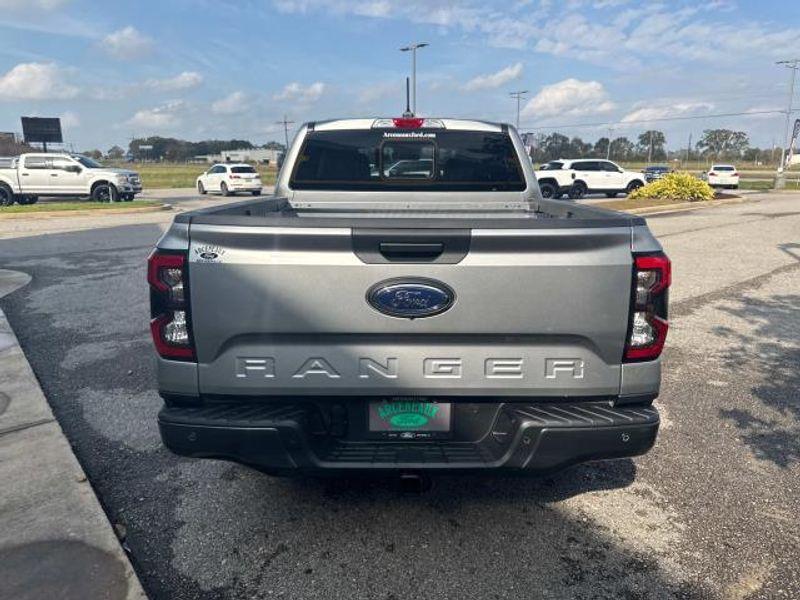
top-left (149, 117), bottom-right (670, 479)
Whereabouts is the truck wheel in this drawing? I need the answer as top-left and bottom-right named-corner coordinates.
top-left (91, 182), bottom-right (116, 203)
top-left (568, 182), bottom-right (587, 200)
top-left (538, 182), bottom-right (557, 198)
top-left (197, 181), bottom-right (206, 195)
top-left (220, 182), bottom-right (231, 197)
top-left (626, 180), bottom-right (644, 195)
top-left (251, 190), bottom-right (261, 196)
top-left (122, 193), bottom-right (134, 202)
top-left (0, 184), bottom-right (14, 207)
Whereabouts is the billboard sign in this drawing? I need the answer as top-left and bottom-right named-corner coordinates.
top-left (21, 117), bottom-right (63, 144)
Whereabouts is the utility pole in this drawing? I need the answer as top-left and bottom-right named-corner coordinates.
top-left (275, 115), bottom-right (295, 152)
top-left (400, 42), bottom-right (428, 114)
top-left (509, 90), bottom-right (528, 129)
top-left (776, 59), bottom-right (800, 188)
top-left (686, 132), bottom-right (692, 166)
top-left (647, 130), bottom-right (653, 164)
top-left (606, 127), bottom-right (613, 160)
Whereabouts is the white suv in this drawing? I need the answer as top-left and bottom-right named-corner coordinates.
top-left (534, 159), bottom-right (646, 199)
top-left (196, 163), bottom-right (262, 196)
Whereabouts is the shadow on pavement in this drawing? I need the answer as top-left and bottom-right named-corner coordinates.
top-left (713, 291), bottom-right (800, 468)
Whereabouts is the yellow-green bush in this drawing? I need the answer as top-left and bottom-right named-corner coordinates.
top-left (629, 172), bottom-right (715, 203)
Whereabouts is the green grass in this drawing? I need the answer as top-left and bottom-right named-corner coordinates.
top-left (108, 162), bottom-right (278, 189)
top-left (0, 200), bottom-right (163, 214)
top-left (737, 179), bottom-right (775, 191)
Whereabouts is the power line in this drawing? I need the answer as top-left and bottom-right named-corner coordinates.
top-left (520, 108), bottom-right (787, 131)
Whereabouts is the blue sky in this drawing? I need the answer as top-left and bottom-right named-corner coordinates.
top-left (0, 0), bottom-right (798, 151)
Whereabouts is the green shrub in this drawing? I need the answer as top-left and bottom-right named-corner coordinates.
top-left (629, 172), bottom-right (715, 203)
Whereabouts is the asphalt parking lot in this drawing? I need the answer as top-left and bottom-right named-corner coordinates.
top-left (0, 191), bottom-right (798, 599)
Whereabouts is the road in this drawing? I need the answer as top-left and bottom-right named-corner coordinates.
top-left (0, 192), bottom-right (798, 599)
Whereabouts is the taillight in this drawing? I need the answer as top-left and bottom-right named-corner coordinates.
top-left (624, 253), bottom-right (671, 362)
top-left (148, 250), bottom-right (195, 361)
top-left (732, 172), bottom-right (739, 177)
top-left (708, 172), bottom-right (717, 176)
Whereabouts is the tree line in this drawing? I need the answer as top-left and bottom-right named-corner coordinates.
top-left (526, 128), bottom-right (778, 165)
top-left (80, 137), bottom-right (286, 161)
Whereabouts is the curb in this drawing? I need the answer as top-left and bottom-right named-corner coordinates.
top-left (621, 196), bottom-right (752, 216)
top-left (0, 203), bottom-right (171, 220)
top-left (0, 269), bottom-right (148, 600)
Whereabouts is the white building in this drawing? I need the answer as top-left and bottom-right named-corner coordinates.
top-left (195, 148), bottom-right (281, 165)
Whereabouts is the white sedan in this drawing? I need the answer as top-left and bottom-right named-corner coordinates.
top-left (196, 163), bottom-right (262, 196)
top-left (704, 164), bottom-right (739, 189)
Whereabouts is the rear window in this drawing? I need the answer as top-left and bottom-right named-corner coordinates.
top-left (231, 166), bottom-right (256, 174)
top-left (540, 161), bottom-right (563, 171)
top-left (712, 165), bottom-right (735, 171)
top-left (290, 129), bottom-right (525, 191)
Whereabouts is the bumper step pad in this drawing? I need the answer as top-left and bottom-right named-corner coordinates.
top-left (158, 401), bottom-right (659, 474)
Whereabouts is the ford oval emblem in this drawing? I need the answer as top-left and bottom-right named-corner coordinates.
top-left (367, 278), bottom-right (455, 319)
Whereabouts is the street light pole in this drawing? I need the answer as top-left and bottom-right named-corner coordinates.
top-left (400, 42), bottom-right (428, 114)
top-left (509, 90), bottom-right (528, 129)
top-left (776, 59), bottom-right (800, 189)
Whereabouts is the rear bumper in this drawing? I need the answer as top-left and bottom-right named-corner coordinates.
top-left (158, 401), bottom-right (659, 475)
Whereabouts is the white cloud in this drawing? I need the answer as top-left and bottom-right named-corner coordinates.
top-left (621, 101), bottom-right (714, 123)
top-left (103, 26), bottom-right (153, 60)
top-left (463, 63), bottom-right (523, 92)
top-left (521, 78), bottom-right (615, 119)
top-left (60, 111), bottom-right (80, 128)
top-left (127, 100), bottom-right (185, 129)
top-left (270, 1), bottom-right (800, 69)
top-left (0, 62), bottom-right (78, 100)
top-left (273, 81), bottom-right (325, 103)
top-left (145, 71), bottom-right (203, 91)
top-left (211, 91), bottom-right (249, 115)
top-left (357, 81), bottom-right (403, 104)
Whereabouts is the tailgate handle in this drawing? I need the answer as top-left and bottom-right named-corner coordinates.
top-left (379, 242), bottom-right (444, 261)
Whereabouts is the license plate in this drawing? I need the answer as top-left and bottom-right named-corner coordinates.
top-left (368, 399), bottom-right (451, 437)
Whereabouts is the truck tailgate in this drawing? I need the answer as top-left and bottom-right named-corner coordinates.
top-left (188, 223), bottom-right (633, 397)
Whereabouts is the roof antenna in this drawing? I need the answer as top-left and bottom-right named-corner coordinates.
top-left (403, 77), bottom-right (413, 117)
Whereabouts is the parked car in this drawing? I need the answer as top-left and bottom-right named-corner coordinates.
top-left (534, 159), bottom-right (646, 199)
top-left (196, 163), bottom-right (262, 196)
top-left (643, 165), bottom-right (672, 183)
top-left (0, 153), bottom-right (141, 206)
top-left (150, 116), bottom-right (670, 480)
top-left (703, 165), bottom-right (739, 189)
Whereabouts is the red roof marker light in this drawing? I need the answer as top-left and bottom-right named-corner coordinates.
top-left (392, 117), bottom-right (424, 128)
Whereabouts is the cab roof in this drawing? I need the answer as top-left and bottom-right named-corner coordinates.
top-left (310, 118), bottom-right (506, 133)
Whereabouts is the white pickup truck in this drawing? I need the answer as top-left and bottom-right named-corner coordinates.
top-left (534, 159), bottom-right (646, 200)
top-left (0, 153), bottom-right (142, 206)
